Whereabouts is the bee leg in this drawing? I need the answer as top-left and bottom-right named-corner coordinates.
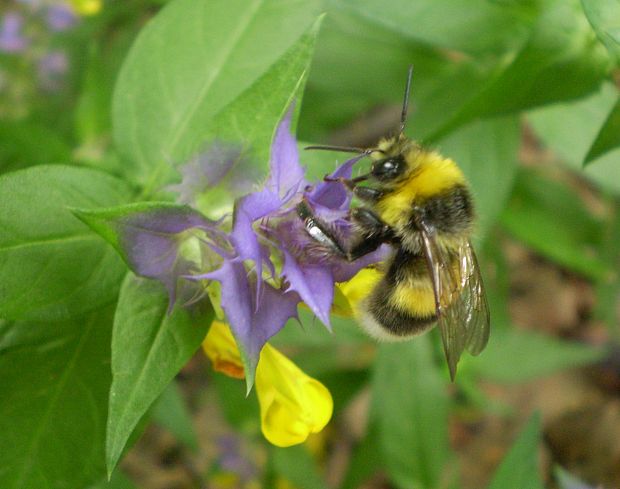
top-left (323, 175), bottom-right (383, 203)
top-left (350, 186), bottom-right (381, 203)
top-left (347, 208), bottom-right (398, 261)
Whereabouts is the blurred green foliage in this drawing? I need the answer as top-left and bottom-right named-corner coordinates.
top-left (0, 0), bottom-right (619, 488)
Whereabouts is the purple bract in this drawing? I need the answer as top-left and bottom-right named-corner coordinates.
top-left (117, 105), bottom-right (387, 387)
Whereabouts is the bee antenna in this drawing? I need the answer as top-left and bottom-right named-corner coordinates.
top-left (399, 65), bottom-right (414, 135)
top-left (304, 144), bottom-right (384, 156)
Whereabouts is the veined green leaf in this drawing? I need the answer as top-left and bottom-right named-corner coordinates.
top-left (371, 337), bottom-right (451, 489)
top-left (0, 165), bottom-right (133, 321)
top-left (113, 0), bottom-right (321, 192)
top-left (105, 274), bottom-right (211, 475)
top-left (0, 309), bottom-right (114, 489)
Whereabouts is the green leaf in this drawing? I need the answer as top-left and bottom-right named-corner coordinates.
top-left (106, 274), bottom-right (211, 475)
top-left (0, 165), bottom-right (133, 321)
top-left (584, 95), bottom-right (620, 164)
top-left (428, 0), bottom-right (612, 141)
top-left (305, 0), bottom-right (608, 149)
top-left (151, 381), bottom-right (198, 450)
top-left (300, 7), bottom-right (493, 143)
top-left (487, 414), bottom-right (544, 489)
top-left (473, 328), bottom-right (604, 383)
top-left (500, 168), bottom-right (607, 280)
top-left (340, 424), bottom-right (382, 489)
top-left (113, 0), bottom-right (321, 191)
top-left (336, 0), bottom-right (536, 55)
top-left (581, 0), bottom-right (620, 62)
top-left (527, 82), bottom-right (620, 193)
top-left (436, 116), bottom-right (520, 239)
top-left (0, 121), bottom-right (71, 174)
top-left (88, 471), bottom-right (137, 489)
top-left (371, 336), bottom-right (450, 489)
top-left (198, 16), bottom-right (323, 164)
top-left (270, 445), bottom-right (327, 489)
top-left (0, 308), bottom-right (114, 489)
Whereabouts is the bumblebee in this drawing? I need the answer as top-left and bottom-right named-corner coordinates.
top-left (299, 67), bottom-right (490, 379)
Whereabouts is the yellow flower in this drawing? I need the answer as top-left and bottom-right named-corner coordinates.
top-left (69, 0), bottom-right (102, 15)
top-left (203, 320), bottom-right (246, 379)
top-left (255, 343), bottom-right (332, 447)
top-left (202, 321), bottom-right (333, 447)
top-left (336, 267), bottom-right (383, 316)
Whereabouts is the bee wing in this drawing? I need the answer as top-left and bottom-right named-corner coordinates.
top-left (419, 229), bottom-right (490, 380)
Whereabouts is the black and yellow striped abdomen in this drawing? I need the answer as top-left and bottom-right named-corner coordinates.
top-left (362, 249), bottom-right (437, 338)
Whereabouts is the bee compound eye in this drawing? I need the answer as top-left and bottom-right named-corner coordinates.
top-left (372, 157), bottom-right (403, 180)
top-left (383, 160), bottom-right (395, 170)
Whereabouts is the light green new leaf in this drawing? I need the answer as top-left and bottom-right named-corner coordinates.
top-left (372, 337), bottom-right (451, 489)
top-left (527, 82), bottom-right (620, 193)
top-left (584, 95), bottom-right (620, 164)
top-left (0, 309), bottom-right (114, 489)
top-left (113, 0), bottom-right (321, 191)
top-left (581, 0), bottom-right (620, 62)
top-left (487, 414), bottom-right (544, 489)
top-left (106, 274), bottom-right (211, 475)
top-left (0, 165), bottom-right (133, 321)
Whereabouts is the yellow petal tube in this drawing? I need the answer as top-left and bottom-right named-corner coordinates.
top-left (202, 320), bottom-right (245, 379)
top-left (256, 345), bottom-right (333, 447)
top-left (337, 267), bottom-right (383, 315)
top-left (202, 321), bottom-right (334, 447)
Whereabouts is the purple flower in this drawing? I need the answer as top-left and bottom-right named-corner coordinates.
top-left (94, 105), bottom-right (385, 388)
top-left (37, 50), bottom-right (69, 90)
top-left (45, 4), bottom-right (77, 32)
top-left (216, 434), bottom-right (257, 480)
top-left (0, 12), bottom-right (29, 53)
